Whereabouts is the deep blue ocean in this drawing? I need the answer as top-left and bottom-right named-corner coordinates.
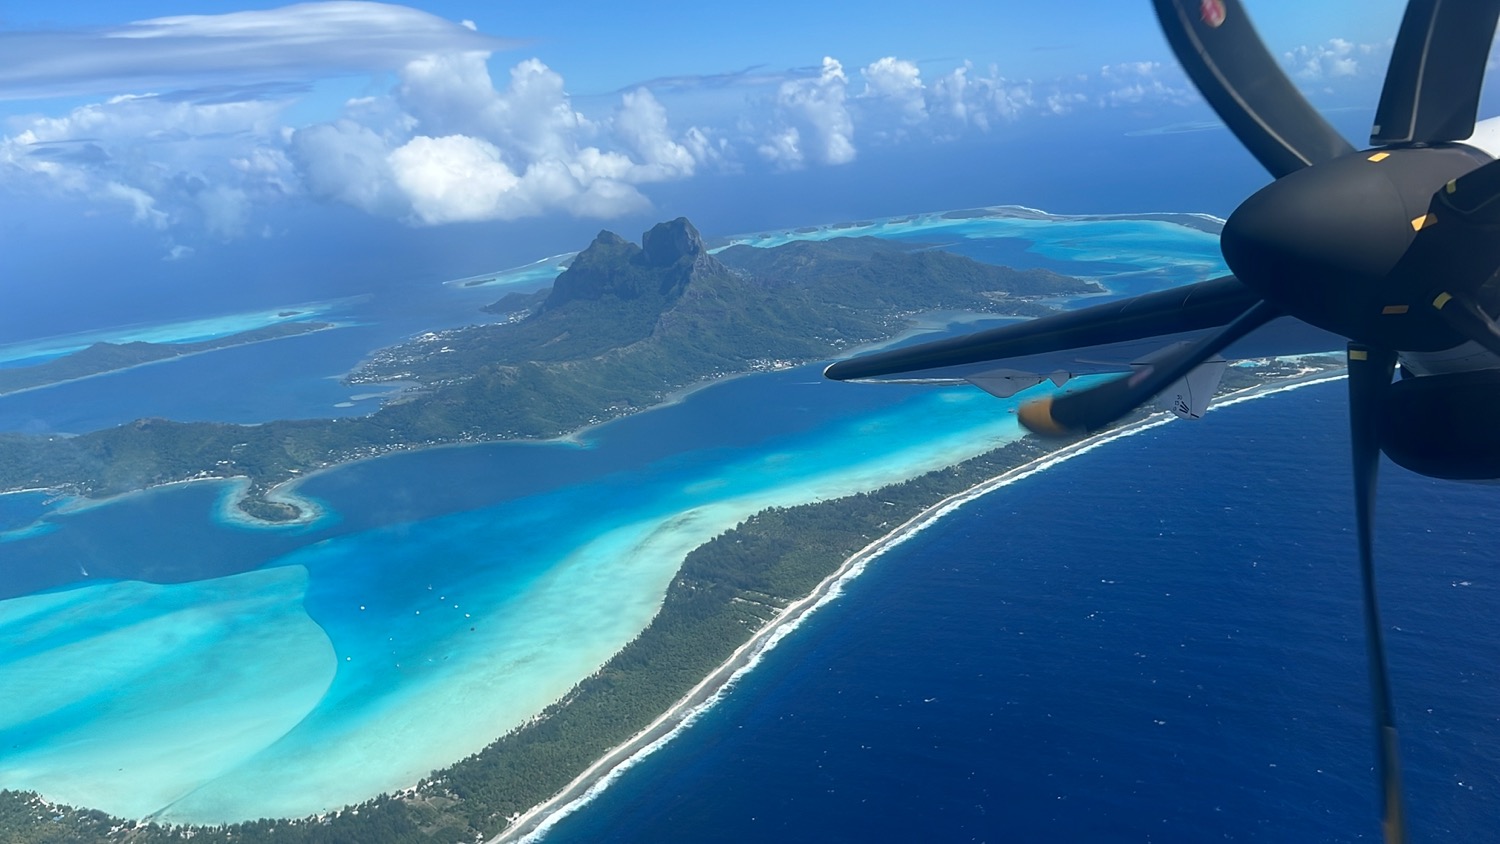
top-left (2, 106), bottom-right (1497, 837)
top-left (539, 380), bottom-right (1500, 844)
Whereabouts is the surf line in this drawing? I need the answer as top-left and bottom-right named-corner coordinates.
top-left (491, 369), bottom-right (1346, 843)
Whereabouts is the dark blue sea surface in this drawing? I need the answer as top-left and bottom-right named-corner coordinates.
top-left (539, 380), bottom-right (1500, 843)
top-left (0, 277), bottom-right (521, 433)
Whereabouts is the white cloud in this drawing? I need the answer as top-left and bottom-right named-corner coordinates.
top-left (1, 90), bottom-right (296, 237)
top-left (388, 134), bottom-right (522, 223)
top-left (4, 1), bottom-right (1284, 241)
top-left (103, 181), bottom-right (169, 229)
top-left (860, 57), bottom-right (927, 125)
top-left (290, 119), bottom-right (405, 215)
top-left (921, 61), bottom-right (1042, 129)
top-left (0, 1), bottom-right (515, 100)
top-left (295, 58), bottom-right (719, 224)
top-left (769, 57), bottom-right (856, 166)
top-left (1046, 91), bottom-right (1088, 115)
top-left (393, 53), bottom-right (603, 166)
top-left (758, 127), bottom-right (803, 169)
top-left (960, 67), bottom-right (1036, 125)
top-left (1096, 61), bottom-right (1195, 107)
top-left (1284, 38), bottom-right (1371, 80)
top-left (681, 126), bottom-right (728, 169)
top-left (394, 51), bottom-right (508, 140)
top-left (5, 12), bottom-right (717, 232)
top-left (614, 88), bottom-right (701, 180)
top-left (0, 5), bottom-right (695, 233)
top-left (930, 64), bottom-right (971, 126)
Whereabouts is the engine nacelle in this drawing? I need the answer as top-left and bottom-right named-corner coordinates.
top-left (1381, 369), bottom-right (1500, 480)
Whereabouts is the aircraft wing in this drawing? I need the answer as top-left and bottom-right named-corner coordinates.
top-left (823, 274), bottom-right (1343, 399)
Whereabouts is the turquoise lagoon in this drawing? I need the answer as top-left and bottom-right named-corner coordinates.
top-left (0, 209), bottom-right (1227, 823)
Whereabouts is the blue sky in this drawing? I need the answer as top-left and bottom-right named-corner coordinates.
top-left (0, 0), bottom-right (1471, 339)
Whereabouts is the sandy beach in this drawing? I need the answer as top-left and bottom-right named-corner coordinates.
top-left (490, 368), bottom-right (1346, 842)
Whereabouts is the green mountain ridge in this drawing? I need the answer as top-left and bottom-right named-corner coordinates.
top-left (0, 218), bottom-right (1098, 521)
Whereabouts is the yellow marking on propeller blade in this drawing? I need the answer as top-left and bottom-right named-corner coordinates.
top-left (1349, 349), bottom-right (1369, 361)
top-left (1434, 291), bottom-right (1453, 309)
top-left (1381, 305), bottom-right (1409, 315)
top-left (1368, 152), bottom-right (1391, 162)
top-left (1446, 179), bottom-right (1458, 194)
top-left (1410, 213), bottom-right (1437, 231)
top-left (1017, 396), bottom-right (1072, 439)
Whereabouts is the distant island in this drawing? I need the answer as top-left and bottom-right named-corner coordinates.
top-left (937, 205), bottom-right (1227, 235)
top-left (0, 214), bottom-right (1346, 844)
top-left (0, 320), bottom-right (333, 397)
top-left (0, 217), bottom-right (1096, 521)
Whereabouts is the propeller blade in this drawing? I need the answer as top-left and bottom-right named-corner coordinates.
top-left (1346, 344), bottom-right (1406, 844)
top-left (1151, 0), bottom-right (1354, 178)
top-left (825, 274), bottom-right (1259, 382)
top-left (1370, 0), bottom-right (1500, 146)
top-left (1017, 299), bottom-right (1278, 436)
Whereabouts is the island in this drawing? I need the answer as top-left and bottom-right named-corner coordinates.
top-left (0, 216), bottom-right (1347, 844)
top-left (0, 361), bottom-right (1347, 844)
top-left (0, 218), bottom-right (1095, 521)
top-left (0, 320), bottom-right (334, 397)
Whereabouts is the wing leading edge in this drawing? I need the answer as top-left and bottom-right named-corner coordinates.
top-left (824, 275), bottom-right (1340, 386)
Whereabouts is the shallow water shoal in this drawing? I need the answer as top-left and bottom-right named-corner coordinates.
top-left (0, 208), bottom-right (1236, 824)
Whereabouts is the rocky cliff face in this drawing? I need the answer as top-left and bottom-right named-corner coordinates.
top-left (543, 217), bottom-right (727, 310)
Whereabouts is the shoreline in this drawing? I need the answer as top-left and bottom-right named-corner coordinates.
top-left (717, 204), bottom-right (1226, 250)
top-left (0, 321), bottom-right (341, 400)
top-left (491, 368), bottom-right (1346, 843)
top-left (0, 203), bottom-right (1219, 525)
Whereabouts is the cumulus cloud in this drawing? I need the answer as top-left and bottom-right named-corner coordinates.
top-left (2, 3), bottom-right (724, 234)
top-left (766, 57), bottom-right (856, 168)
top-left (929, 63), bottom-right (1036, 129)
top-left (383, 134), bottom-right (654, 224)
top-left (0, 1), bottom-right (515, 100)
top-left (1, 90), bottom-right (296, 242)
top-left (388, 135), bottom-right (522, 223)
top-left (1283, 38), bottom-right (1389, 82)
top-left (288, 119), bottom-right (405, 215)
top-left (860, 57), bottom-right (927, 125)
top-left (1097, 61), bottom-right (1195, 107)
top-left (9, 3), bottom-right (1329, 241)
top-left (293, 56), bottom-right (719, 224)
top-left (614, 88), bottom-right (707, 180)
top-left (929, 64), bottom-right (972, 125)
top-left (757, 127), bottom-right (803, 169)
top-left (103, 181), bottom-right (169, 229)
top-left (1285, 38), bottom-right (1361, 80)
top-left (395, 53), bottom-right (599, 164)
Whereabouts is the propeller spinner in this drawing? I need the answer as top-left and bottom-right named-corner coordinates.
top-left (824, 1), bottom-right (1500, 840)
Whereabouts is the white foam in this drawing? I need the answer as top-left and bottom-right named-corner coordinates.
top-left (494, 375), bottom-right (1342, 842)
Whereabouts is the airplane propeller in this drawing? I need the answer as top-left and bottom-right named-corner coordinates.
top-left (1347, 342), bottom-right (1405, 842)
top-left (826, 1), bottom-right (1500, 839)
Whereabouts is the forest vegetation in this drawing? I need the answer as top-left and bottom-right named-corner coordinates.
top-left (0, 356), bottom-right (1343, 843)
top-left (0, 219), bottom-right (1095, 519)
